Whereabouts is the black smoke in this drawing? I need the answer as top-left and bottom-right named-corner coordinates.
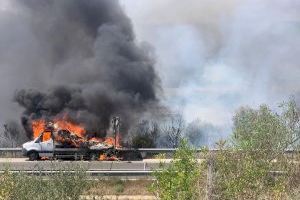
top-left (10, 0), bottom-right (160, 138)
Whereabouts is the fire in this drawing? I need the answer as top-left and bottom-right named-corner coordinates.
top-left (42, 132), bottom-right (52, 141)
top-left (54, 119), bottom-right (85, 138)
top-left (99, 154), bottom-right (106, 160)
top-left (103, 134), bottom-right (121, 148)
top-left (89, 135), bottom-right (121, 148)
top-left (99, 154), bottom-right (119, 161)
top-left (32, 119), bottom-right (46, 139)
top-left (31, 118), bottom-right (86, 139)
top-left (31, 115), bottom-right (122, 150)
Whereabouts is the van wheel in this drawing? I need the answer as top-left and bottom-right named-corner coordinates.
top-left (106, 149), bottom-right (116, 157)
top-left (89, 152), bottom-right (99, 161)
top-left (28, 151), bottom-right (39, 161)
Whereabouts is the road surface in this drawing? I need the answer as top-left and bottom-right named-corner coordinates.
top-left (0, 158), bottom-right (167, 171)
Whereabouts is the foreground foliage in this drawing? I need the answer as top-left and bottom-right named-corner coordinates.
top-left (152, 99), bottom-right (300, 200)
top-left (214, 99), bottom-right (300, 199)
top-left (1, 100), bottom-right (300, 199)
top-left (150, 139), bottom-right (203, 200)
top-left (0, 167), bottom-right (91, 200)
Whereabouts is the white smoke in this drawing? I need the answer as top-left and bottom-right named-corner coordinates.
top-left (121, 0), bottom-right (300, 139)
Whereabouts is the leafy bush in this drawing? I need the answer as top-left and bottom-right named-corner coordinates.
top-left (150, 139), bottom-right (203, 200)
top-left (213, 100), bottom-right (300, 199)
top-left (0, 167), bottom-right (91, 200)
top-left (132, 134), bottom-right (156, 148)
top-left (149, 99), bottom-right (300, 199)
top-left (115, 183), bottom-right (125, 194)
top-left (214, 143), bottom-right (288, 199)
top-left (112, 178), bottom-right (125, 194)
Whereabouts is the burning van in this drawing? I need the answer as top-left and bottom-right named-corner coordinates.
top-left (22, 118), bottom-right (121, 161)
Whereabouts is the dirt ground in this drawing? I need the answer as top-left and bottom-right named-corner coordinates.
top-left (85, 179), bottom-right (154, 196)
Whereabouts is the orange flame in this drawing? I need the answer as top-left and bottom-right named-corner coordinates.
top-left (32, 119), bottom-right (46, 139)
top-left (103, 134), bottom-right (121, 148)
top-left (42, 132), bottom-right (52, 141)
top-left (31, 118), bottom-right (86, 139)
top-left (31, 116), bottom-right (122, 150)
top-left (99, 154), bottom-right (106, 160)
top-left (54, 119), bottom-right (85, 138)
top-left (99, 154), bottom-right (119, 161)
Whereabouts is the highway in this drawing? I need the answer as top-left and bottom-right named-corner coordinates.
top-left (0, 148), bottom-right (206, 178)
top-left (0, 158), bottom-right (167, 171)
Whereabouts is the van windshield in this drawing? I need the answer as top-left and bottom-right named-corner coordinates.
top-left (35, 132), bottom-right (52, 143)
top-left (42, 132), bottom-right (52, 142)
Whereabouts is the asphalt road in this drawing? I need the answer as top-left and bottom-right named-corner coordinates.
top-left (0, 158), bottom-right (168, 171)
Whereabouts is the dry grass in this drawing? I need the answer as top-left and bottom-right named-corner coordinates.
top-left (86, 179), bottom-right (154, 196)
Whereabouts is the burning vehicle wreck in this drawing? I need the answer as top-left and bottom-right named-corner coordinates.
top-left (10, 0), bottom-right (159, 162)
top-left (22, 118), bottom-right (122, 161)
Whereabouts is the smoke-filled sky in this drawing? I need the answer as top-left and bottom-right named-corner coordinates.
top-left (0, 0), bottom-right (160, 138)
top-left (0, 0), bottom-right (300, 139)
top-left (120, 0), bottom-right (300, 131)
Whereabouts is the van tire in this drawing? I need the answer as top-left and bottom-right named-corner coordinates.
top-left (89, 152), bottom-right (99, 161)
top-left (28, 151), bottom-right (39, 161)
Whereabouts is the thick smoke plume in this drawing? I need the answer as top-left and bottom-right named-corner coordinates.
top-left (4, 0), bottom-right (160, 138)
top-left (122, 0), bottom-right (300, 129)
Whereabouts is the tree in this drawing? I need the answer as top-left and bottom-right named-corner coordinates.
top-left (162, 113), bottom-right (185, 148)
top-left (130, 120), bottom-right (160, 148)
top-left (233, 99), bottom-right (300, 152)
top-left (232, 104), bottom-right (290, 152)
top-left (0, 121), bottom-right (27, 147)
top-left (150, 139), bottom-right (202, 200)
top-left (214, 99), bottom-right (300, 199)
top-left (185, 119), bottom-right (220, 147)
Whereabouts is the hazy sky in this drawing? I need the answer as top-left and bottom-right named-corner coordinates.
top-left (0, 0), bottom-right (300, 138)
top-left (120, 0), bottom-right (300, 132)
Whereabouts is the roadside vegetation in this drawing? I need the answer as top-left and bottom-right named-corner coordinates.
top-left (152, 99), bottom-right (300, 200)
top-left (0, 167), bottom-right (90, 200)
top-left (1, 99), bottom-right (300, 199)
top-left (150, 139), bottom-right (204, 199)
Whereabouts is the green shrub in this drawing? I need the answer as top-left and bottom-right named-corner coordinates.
top-left (115, 183), bottom-right (125, 194)
top-left (132, 134), bottom-right (156, 148)
top-left (0, 166), bottom-right (91, 200)
top-left (150, 139), bottom-right (203, 200)
top-left (112, 178), bottom-right (125, 194)
top-left (213, 99), bottom-right (300, 199)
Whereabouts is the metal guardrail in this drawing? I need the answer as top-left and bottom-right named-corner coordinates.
top-left (0, 148), bottom-right (205, 153)
top-left (0, 169), bottom-right (287, 177)
top-left (0, 148), bottom-right (205, 160)
top-left (0, 170), bottom-right (154, 176)
top-left (0, 148), bottom-right (292, 178)
top-left (0, 148), bottom-right (22, 152)
top-left (119, 148), bottom-right (203, 153)
top-left (0, 148), bottom-right (297, 154)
